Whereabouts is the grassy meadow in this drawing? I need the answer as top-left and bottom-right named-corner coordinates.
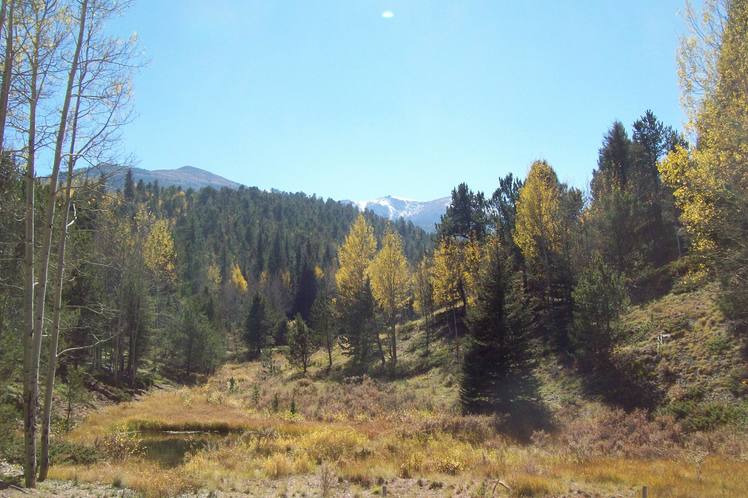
top-left (43, 293), bottom-right (748, 497)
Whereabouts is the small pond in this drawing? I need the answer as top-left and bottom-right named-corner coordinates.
top-left (138, 432), bottom-right (226, 468)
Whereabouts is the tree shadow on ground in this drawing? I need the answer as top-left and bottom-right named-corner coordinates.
top-left (579, 355), bottom-right (664, 410)
top-left (493, 361), bottom-right (554, 443)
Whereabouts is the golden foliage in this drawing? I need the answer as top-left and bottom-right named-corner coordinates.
top-left (661, 0), bottom-right (748, 253)
top-left (230, 263), bottom-right (248, 294)
top-left (335, 214), bottom-right (376, 305)
top-left (314, 265), bottom-right (325, 280)
top-left (514, 160), bottom-right (562, 263)
top-left (368, 229), bottom-right (410, 318)
top-left (431, 237), bottom-right (481, 309)
top-left (206, 262), bottom-right (222, 290)
top-left (412, 257), bottom-right (433, 317)
top-left (431, 238), bottom-right (464, 307)
top-left (143, 219), bottom-right (176, 284)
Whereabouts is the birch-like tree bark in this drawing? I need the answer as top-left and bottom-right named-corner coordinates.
top-left (38, 0), bottom-right (137, 481)
top-left (0, 0), bottom-right (14, 152)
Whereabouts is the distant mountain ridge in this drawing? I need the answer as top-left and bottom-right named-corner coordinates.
top-left (343, 195), bottom-right (449, 232)
top-left (67, 164), bottom-right (242, 191)
top-left (69, 165), bottom-right (448, 231)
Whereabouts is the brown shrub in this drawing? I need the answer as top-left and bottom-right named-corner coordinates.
top-left (406, 414), bottom-right (497, 444)
top-left (555, 407), bottom-right (682, 459)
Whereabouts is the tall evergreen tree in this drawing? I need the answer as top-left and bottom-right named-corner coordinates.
top-left (461, 238), bottom-right (526, 413)
top-left (123, 168), bottom-right (135, 201)
top-left (310, 290), bottom-right (336, 370)
top-left (437, 183), bottom-right (487, 240)
top-left (292, 262), bottom-right (317, 321)
top-left (571, 254), bottom-right (628, 370)
top-left (244, 295), bottom-right (271, 358)
top-left (287, 314), bottom-right (318, 375)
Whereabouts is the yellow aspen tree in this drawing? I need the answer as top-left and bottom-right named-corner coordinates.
top-left (336, 214), bottom-right (377, 305)
top-left (368, 229), bottom-right (410, 369)
top-left (143, 219), bottom-right (177, 286)
top-left (412, 257), bottom-right (435, 355)
top-left (431, 238), bottom-right (466, 358)
top-left (230, 263), bottom-right (249, 294)
top-left (206, 262), bottom-right (222, 291)
top-left (462, 237), bottom-right (483, 307)
top-left (431, 238), bottom-right (468, 311)
top-left (660, 0), bottom-right (748, 320)
top-left (660, 0), bottom-right (748, 253)
top-left (513, 160), bottom-right (563, 265)
top-left (335, 214), bottom-right (379, 368)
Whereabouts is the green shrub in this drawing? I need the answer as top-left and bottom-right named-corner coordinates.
top-left (666, 400), bottom-right (743, 431)
top-left (49, 440), bottom-right (102, 465)
top-left (0, 403), bottom-right (22, 463)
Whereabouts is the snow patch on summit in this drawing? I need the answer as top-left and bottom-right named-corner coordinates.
top-left (345, 195), bottom-right (450, 232)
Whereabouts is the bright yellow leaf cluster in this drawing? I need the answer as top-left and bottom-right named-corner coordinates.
top-left (143, 219), bottom-right (176, 284)
top-left (368, 229), bottom-right (410, 319)
top-left (335, 214), bottom-right (377, 306)
top-left (514, 160), bottom-right (563, 264)
top-left (230, 263), bottom-right (248, 294)
top-left (660, 0), bottom-right (748, 253)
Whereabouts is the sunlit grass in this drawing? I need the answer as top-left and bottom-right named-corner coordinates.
top-left (51, 320), bottom-right (748, 497)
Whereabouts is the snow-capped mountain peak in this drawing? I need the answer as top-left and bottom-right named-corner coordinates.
top-left (344, 195), bottom-right (450, 232)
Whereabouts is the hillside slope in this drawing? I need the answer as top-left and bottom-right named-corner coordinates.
top-left (63, 165), bottom-right (242, 191)
top-left (613, 284), bottom-right (748, 429)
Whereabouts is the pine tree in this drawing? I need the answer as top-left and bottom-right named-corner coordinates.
top-left (292, 262), bottom-right (317, 321)
top-left (123, 168), bottom-right (135, 201)
top-left (491, 173), bottom-right (523, 262)
top-left (244, 295), bottom-right (270, 358)
top-left (460, 238), bottom-right (526, 413)
top-left (287, 314), bottom-right (318, 375)
top-left (437, 183), bottom-right (487, 239)
top-left (571, 254), bottom-right (628, 370)
top-left (311, 290), bottom-right (336, 370)
top-left (171, 299), bottom-right (223, 375)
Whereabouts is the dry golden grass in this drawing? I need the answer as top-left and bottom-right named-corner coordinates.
top-left (50, 321), bottom-right (748, 497)
top-left (49, 461), bottom-right (197, 497)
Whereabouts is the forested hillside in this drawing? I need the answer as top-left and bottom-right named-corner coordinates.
top-left (1, 169), bottom-right (431, 384)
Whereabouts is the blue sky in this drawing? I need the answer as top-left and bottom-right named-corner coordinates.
top-left (111, 0), bottom-right (689, 201)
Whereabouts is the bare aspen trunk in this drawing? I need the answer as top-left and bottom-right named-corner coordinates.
top-left (25, 1), bottom-right (87, 485)
top-left (22, 135), bottom-right (36, 488)
top-left (39, 73), bottom-right (84, 479)
top-left (0, 0), bottom-right (13, 151)
top-left (21, 20), bottom-right (41, 485)
top-left (32, 0), bottom-right (87, 373)
top-left (452, 308), bottom-right (460, 360)
top-left (390, 321), bottom-right (397, 370)
top-left (374, 327), bottom-right (386, 367)
top-left (38, 192), bottom-right (71, 481)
